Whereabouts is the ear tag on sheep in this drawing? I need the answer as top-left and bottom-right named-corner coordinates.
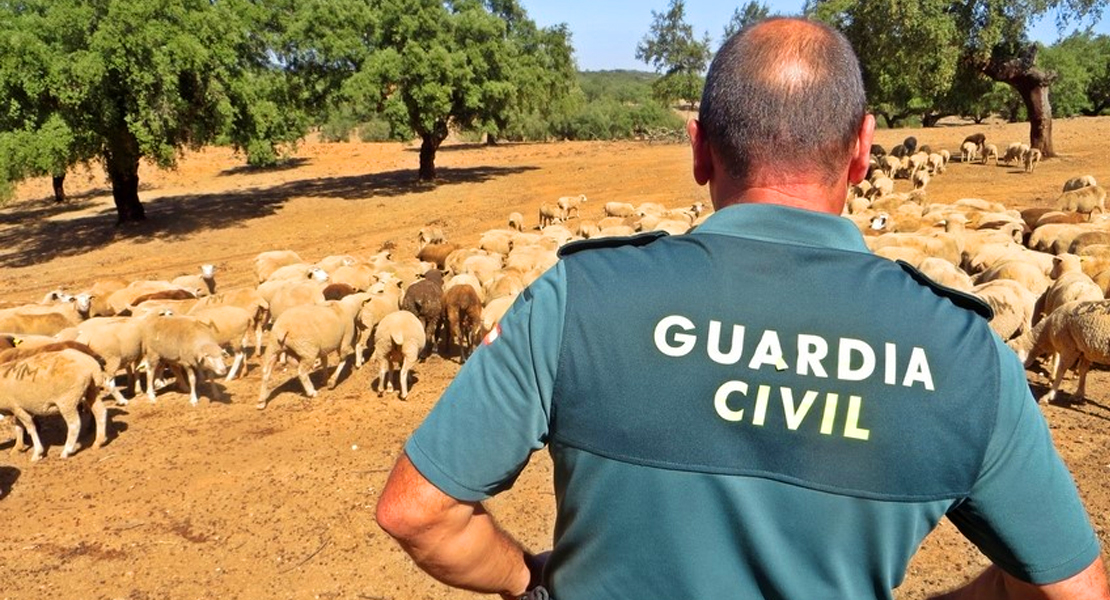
top-left (483, 324), bottom-right (502, 346)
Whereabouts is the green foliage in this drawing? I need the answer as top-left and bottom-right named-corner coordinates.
top-left (357, 118), bottom-right (396, 143)
top-left (1040, 39), bottom-right (1093, 116)
top-left (636, 0), bottom-right (712, 106)
top-left (0, 0), bottom-right (311, 218)
top-left (577, 70), bottom-right (657, 104)
top-left (723, 2), bottom-right (772, 41)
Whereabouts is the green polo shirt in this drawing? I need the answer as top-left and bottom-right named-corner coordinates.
top-left (405, 203), bottom-right (1099, 600)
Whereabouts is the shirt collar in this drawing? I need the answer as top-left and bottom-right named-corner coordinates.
top-left (692, 203), bottom-right (870, 253)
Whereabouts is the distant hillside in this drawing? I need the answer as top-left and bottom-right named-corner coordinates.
top-left (577, 70), bottom-right (659, 103)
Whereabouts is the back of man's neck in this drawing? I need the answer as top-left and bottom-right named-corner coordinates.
top-left (713, 184), bottom-right (844, 215)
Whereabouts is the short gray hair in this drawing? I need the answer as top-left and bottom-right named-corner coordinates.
top-left (698, 17), bottom-right (866, 186)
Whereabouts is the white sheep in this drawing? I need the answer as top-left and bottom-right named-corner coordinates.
top-left (370, 310), bottom-right (425, 400)
top-left (354, 295), bottom-right (400, 369)
top-left (1001, 142), bottom-right (1025, 165)
top-left (0, 347), bottom-right (107, 461)
top-left (508, 211), bottom-right (525, 232)
top-left (980, 144), bottom-right (998, 165)
top-left (59, 316), bottom-right (145, 405)
top-left (257, 292), bottom-right (370, 408)
top-left (189, 306), bottom-right (254, 380)
top-left (970, 279), bottom-right (1038, 342)
top-left (253, 250), bottom-right (303, 284)
top-left (603, 201), bottom-right (636, 218)
top-left (1056, 185), bottom-right (1106, 221)
top-left (140, 315), bottom-right (229, 406)
top-left (314, 254), bottom-right (358, 273)
top-left (171, 264), bottom-right (217, 297)
top-left (538, 202), bottom-right (564, 228)
top-left (1027, 300), bottom-right (1110, 404)
top-left (417, 226), bottom-right (446, 248)
top-left (1064, 175), bottom-right (1098, 192)
top-left (105, 280), bottom-right (181, 315)
top-left (960, 141), bottom-right (979, 163)
top-left (557, 194), bottom-right (587, 218)
top-left (1023, 147), bottom-right (1042, 173)
top-left (911, 169), bottom-right (930, 191)
top-left (189, 287), bottom-right (269, 353)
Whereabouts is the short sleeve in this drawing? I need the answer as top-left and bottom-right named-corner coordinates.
top-left (404, 263), bottom-right (566, 502)
top-left (947, 336), bottom-right (1100, 584)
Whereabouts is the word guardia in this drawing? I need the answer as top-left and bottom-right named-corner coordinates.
top-left (653, 316), bottom-right (937, 441)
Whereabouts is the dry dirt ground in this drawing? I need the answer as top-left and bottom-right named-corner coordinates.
top-left (0, 117), bottom-right (1108, 600)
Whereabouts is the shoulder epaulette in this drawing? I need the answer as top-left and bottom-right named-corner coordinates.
top-left (896, 260), bottom-right (993, 320)
top-left (557, 231), bottom-right (669, 258)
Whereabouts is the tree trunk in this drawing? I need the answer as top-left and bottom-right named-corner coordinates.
top-left (106, 134), bottom-right (145, 224)
top-left (51, 173), bottom-right (66, 203)
top-left (921, 112), bottom-right (949, 128)
top-left (418, 131), bottom-right (446, 182)
top-left (982, 44), bottom-right (1058, 157)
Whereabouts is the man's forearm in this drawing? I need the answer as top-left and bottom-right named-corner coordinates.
top-left (929, 558), bottom-right (1110, 600)
top-left (394, 501), bottom-right (532, 597)
top-left (376, 453), bottom-right (532, 598)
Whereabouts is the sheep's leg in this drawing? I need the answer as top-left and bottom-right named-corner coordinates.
top-left (203, 367), bottom-right (223, 403)
top-left (1073, 358), bottom-right (1092, 404)
top-left (88, 387), bottom-right (108, 449)
top-left (297, 356), bottom-right (319, 398)
top-left (355, 329), bottom-right (372, 369)
top-left (59, 403), bottom-right (83, 459)
top-left (1043, 349), bottom-right (1080, 404)
top-left (186, 366), bottom-right (200, 406)
top-left (256, 349), bottom-right (281, 410)
top-left (9, 419), bottom-right (25, 455)
top-left (327, 355), bottom-right (348, 390)
top-left (12, 409), bottom-right (44, 462)
top-left (399, 355), bottom-right (411, 400)
top-left (105, 378), bottom-right (129, 406)
top-left (226, 350), bottom-right (245, 381)
top-left (376, 359), bottom-right (387, 397)
top-left (145, 358), bottom-right (161, 403)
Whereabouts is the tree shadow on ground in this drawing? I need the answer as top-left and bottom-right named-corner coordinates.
top-left (0, 165), bottom-right (537, 268)
top-left (218, 158), bottom-right (311, 177)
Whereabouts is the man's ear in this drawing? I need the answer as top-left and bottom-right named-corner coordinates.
top-left (688, 119), bottom-right (712, 186)
top-left (848, 114), bottom-right (876, 184)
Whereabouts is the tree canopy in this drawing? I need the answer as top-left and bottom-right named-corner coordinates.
top-left (806, 0), bottom-right (1109, 154)
top-left (0, 0), bottom-right (308, 222)
top-left (723, 2), bottom-right (772, 41)
top-left (0, 0), bottom-right (578, 217)
top-left (635, 0), bottom-right (712, 107)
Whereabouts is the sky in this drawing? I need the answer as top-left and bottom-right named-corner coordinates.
top-left (524, 1), bottom-right (1110, 72)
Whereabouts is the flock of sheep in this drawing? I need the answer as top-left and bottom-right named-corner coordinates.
top-left (1, 133), bottom-right (1107, 462)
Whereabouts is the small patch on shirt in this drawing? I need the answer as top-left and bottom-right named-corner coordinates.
top-left (483, 324), bottom-right (502, 346)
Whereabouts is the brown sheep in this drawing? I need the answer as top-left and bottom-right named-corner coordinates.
top-left (415, 242), bottom-right (459, 271)
top-left (400, 273), bottom-right (444, 359)
top-left (443, 284), bottom-right (482, 363)
top-left (322, 282), bottom-right (358, 301)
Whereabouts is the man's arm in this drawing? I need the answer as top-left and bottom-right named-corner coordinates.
top-left (375, 452), bottom-right (534, 600)
top-left (930, 557), bottom-right (1110, 600)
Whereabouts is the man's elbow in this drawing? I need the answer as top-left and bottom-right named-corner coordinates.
top-left (375, 484), bottom-right (422, 542)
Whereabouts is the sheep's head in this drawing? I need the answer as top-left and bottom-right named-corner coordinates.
top-left (199, 343), bottom-right (228, 377)
top-left (201, 264), bottom-right (217, 279)
top-left (74, 293), bottom-right (93, 315)
top-left (309, 267), bottom-right (329, 282)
